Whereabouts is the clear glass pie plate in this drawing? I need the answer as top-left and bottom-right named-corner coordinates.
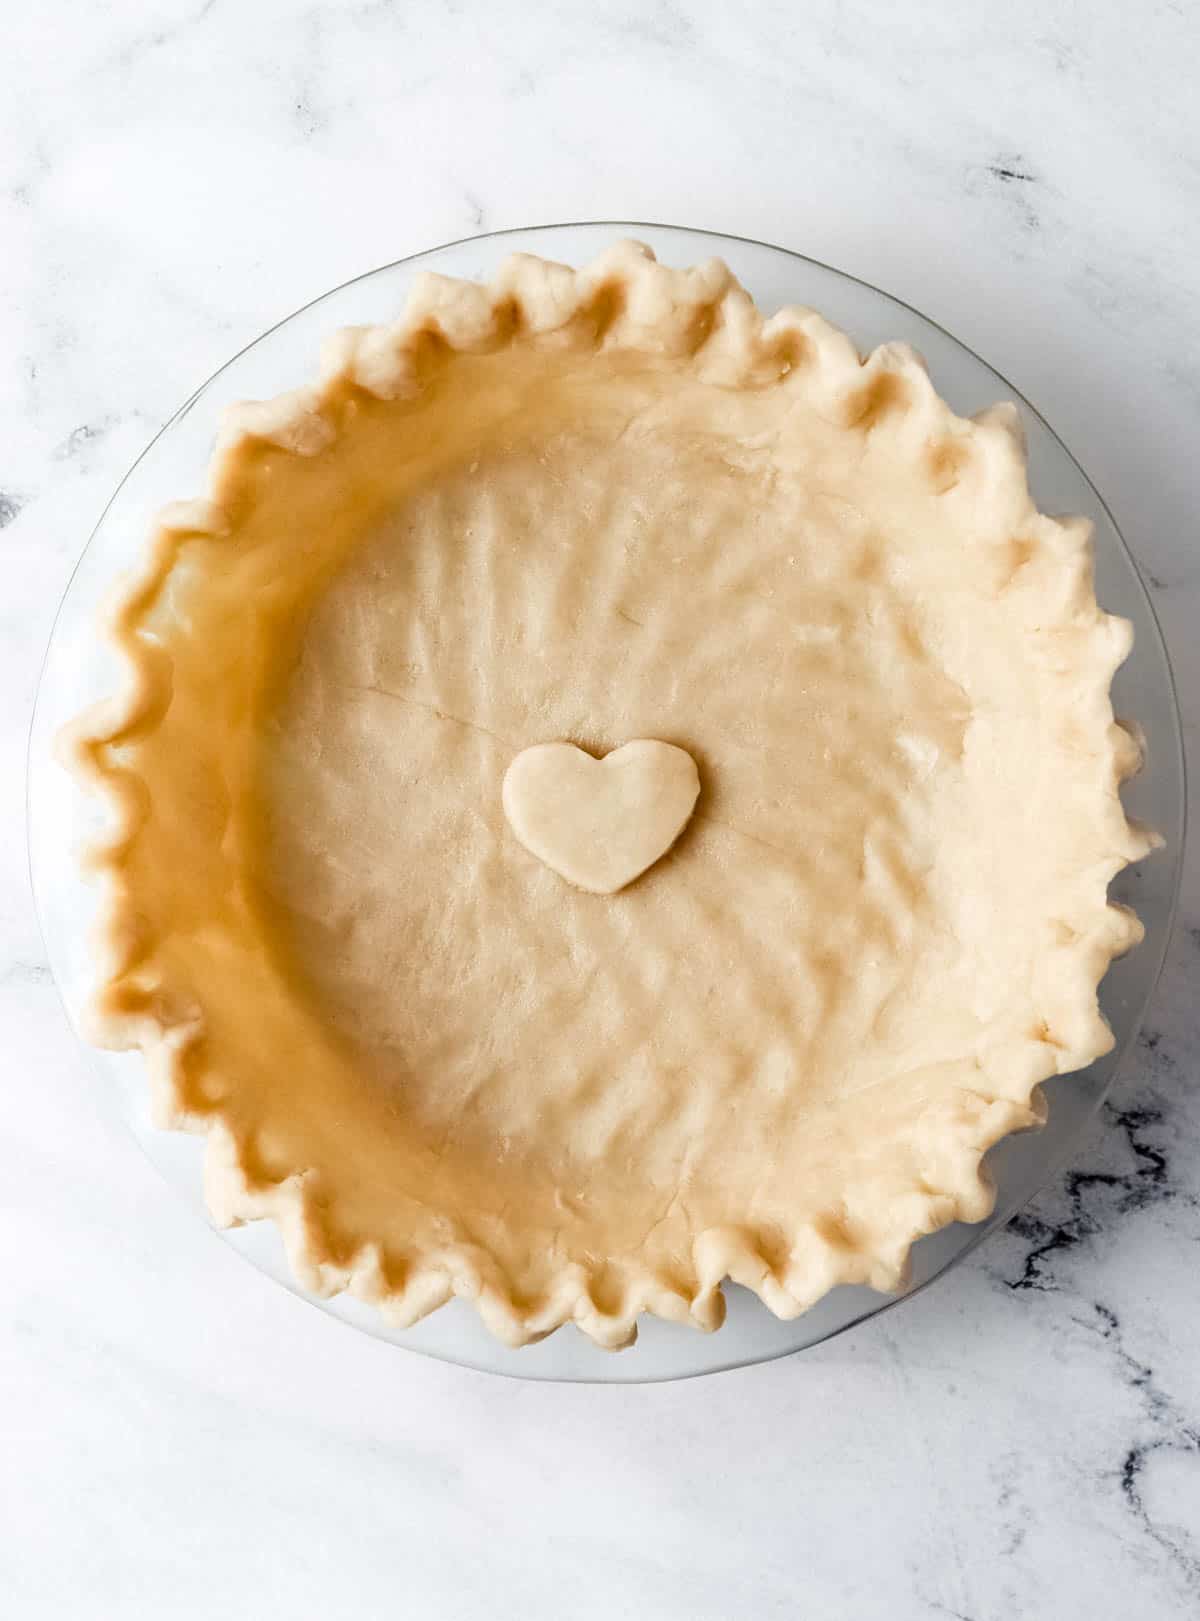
top-left (28, 222), bottom-right (1185, 1382)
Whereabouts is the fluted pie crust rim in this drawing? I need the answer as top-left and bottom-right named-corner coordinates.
top-left (59, 242), bottom-right (1155, 1349)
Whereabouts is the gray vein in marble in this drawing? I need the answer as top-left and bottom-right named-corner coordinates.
top-left (919, 1603), bottom-right (976, 1621)
top-left (1003, 1085), bottom-right (1183, 1294)
top-left (0, 492), bottom-right (25, 530)
top-left (1083, 1301), bottom-right (1200, 1593)
top-left (604, 0), bottom-right (699, 52)
top-left (984, 158), bottom-right (1041, 232)
top-left (988, 161), bottom-right (1037, 186)
top-left (989, 991), bottom-right (1200, 1598)
top-left (0, 959), bottom-right (52, 988)
top-left (52, 419), bottom-right (117, 462)
top-left (103, 0), bottom-right (221, 74)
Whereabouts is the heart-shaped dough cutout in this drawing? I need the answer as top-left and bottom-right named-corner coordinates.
top-left (502, 740), bottom-right (701, 895)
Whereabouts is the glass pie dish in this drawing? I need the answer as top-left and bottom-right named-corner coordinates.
top-left (28, 222), bottom-right (1185, 1382)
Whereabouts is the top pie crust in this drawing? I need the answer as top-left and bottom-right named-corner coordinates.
top-left (61, 242), bottom-right (1154, 1349)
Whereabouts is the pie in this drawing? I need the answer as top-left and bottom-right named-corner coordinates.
top-left (61, 241), bottom-right (1153, 1350)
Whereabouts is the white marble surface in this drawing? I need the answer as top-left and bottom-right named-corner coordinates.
top-left (4, 2), bottom-right (1199, 1615)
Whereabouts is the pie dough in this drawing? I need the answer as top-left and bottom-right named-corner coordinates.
top-left (502, 741), bottom-right (701, 894)
top-left (61, 241), bottom-right (1154, 1350)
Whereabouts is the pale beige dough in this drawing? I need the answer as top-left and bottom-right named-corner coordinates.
top-left (62, 243), bottom-right (1153, 1348)
top-left (500, 741), bottom-right (701, 895)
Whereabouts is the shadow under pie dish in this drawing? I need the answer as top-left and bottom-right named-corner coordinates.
top-left (59, 240), bottom-right (1156, 1351)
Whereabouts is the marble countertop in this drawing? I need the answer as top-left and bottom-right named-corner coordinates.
top-left (4, 2), bottom-right (1198, 1616)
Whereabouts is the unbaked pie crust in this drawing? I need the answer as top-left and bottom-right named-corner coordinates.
top-left (61, 242), bottom-right (1154, 1349)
